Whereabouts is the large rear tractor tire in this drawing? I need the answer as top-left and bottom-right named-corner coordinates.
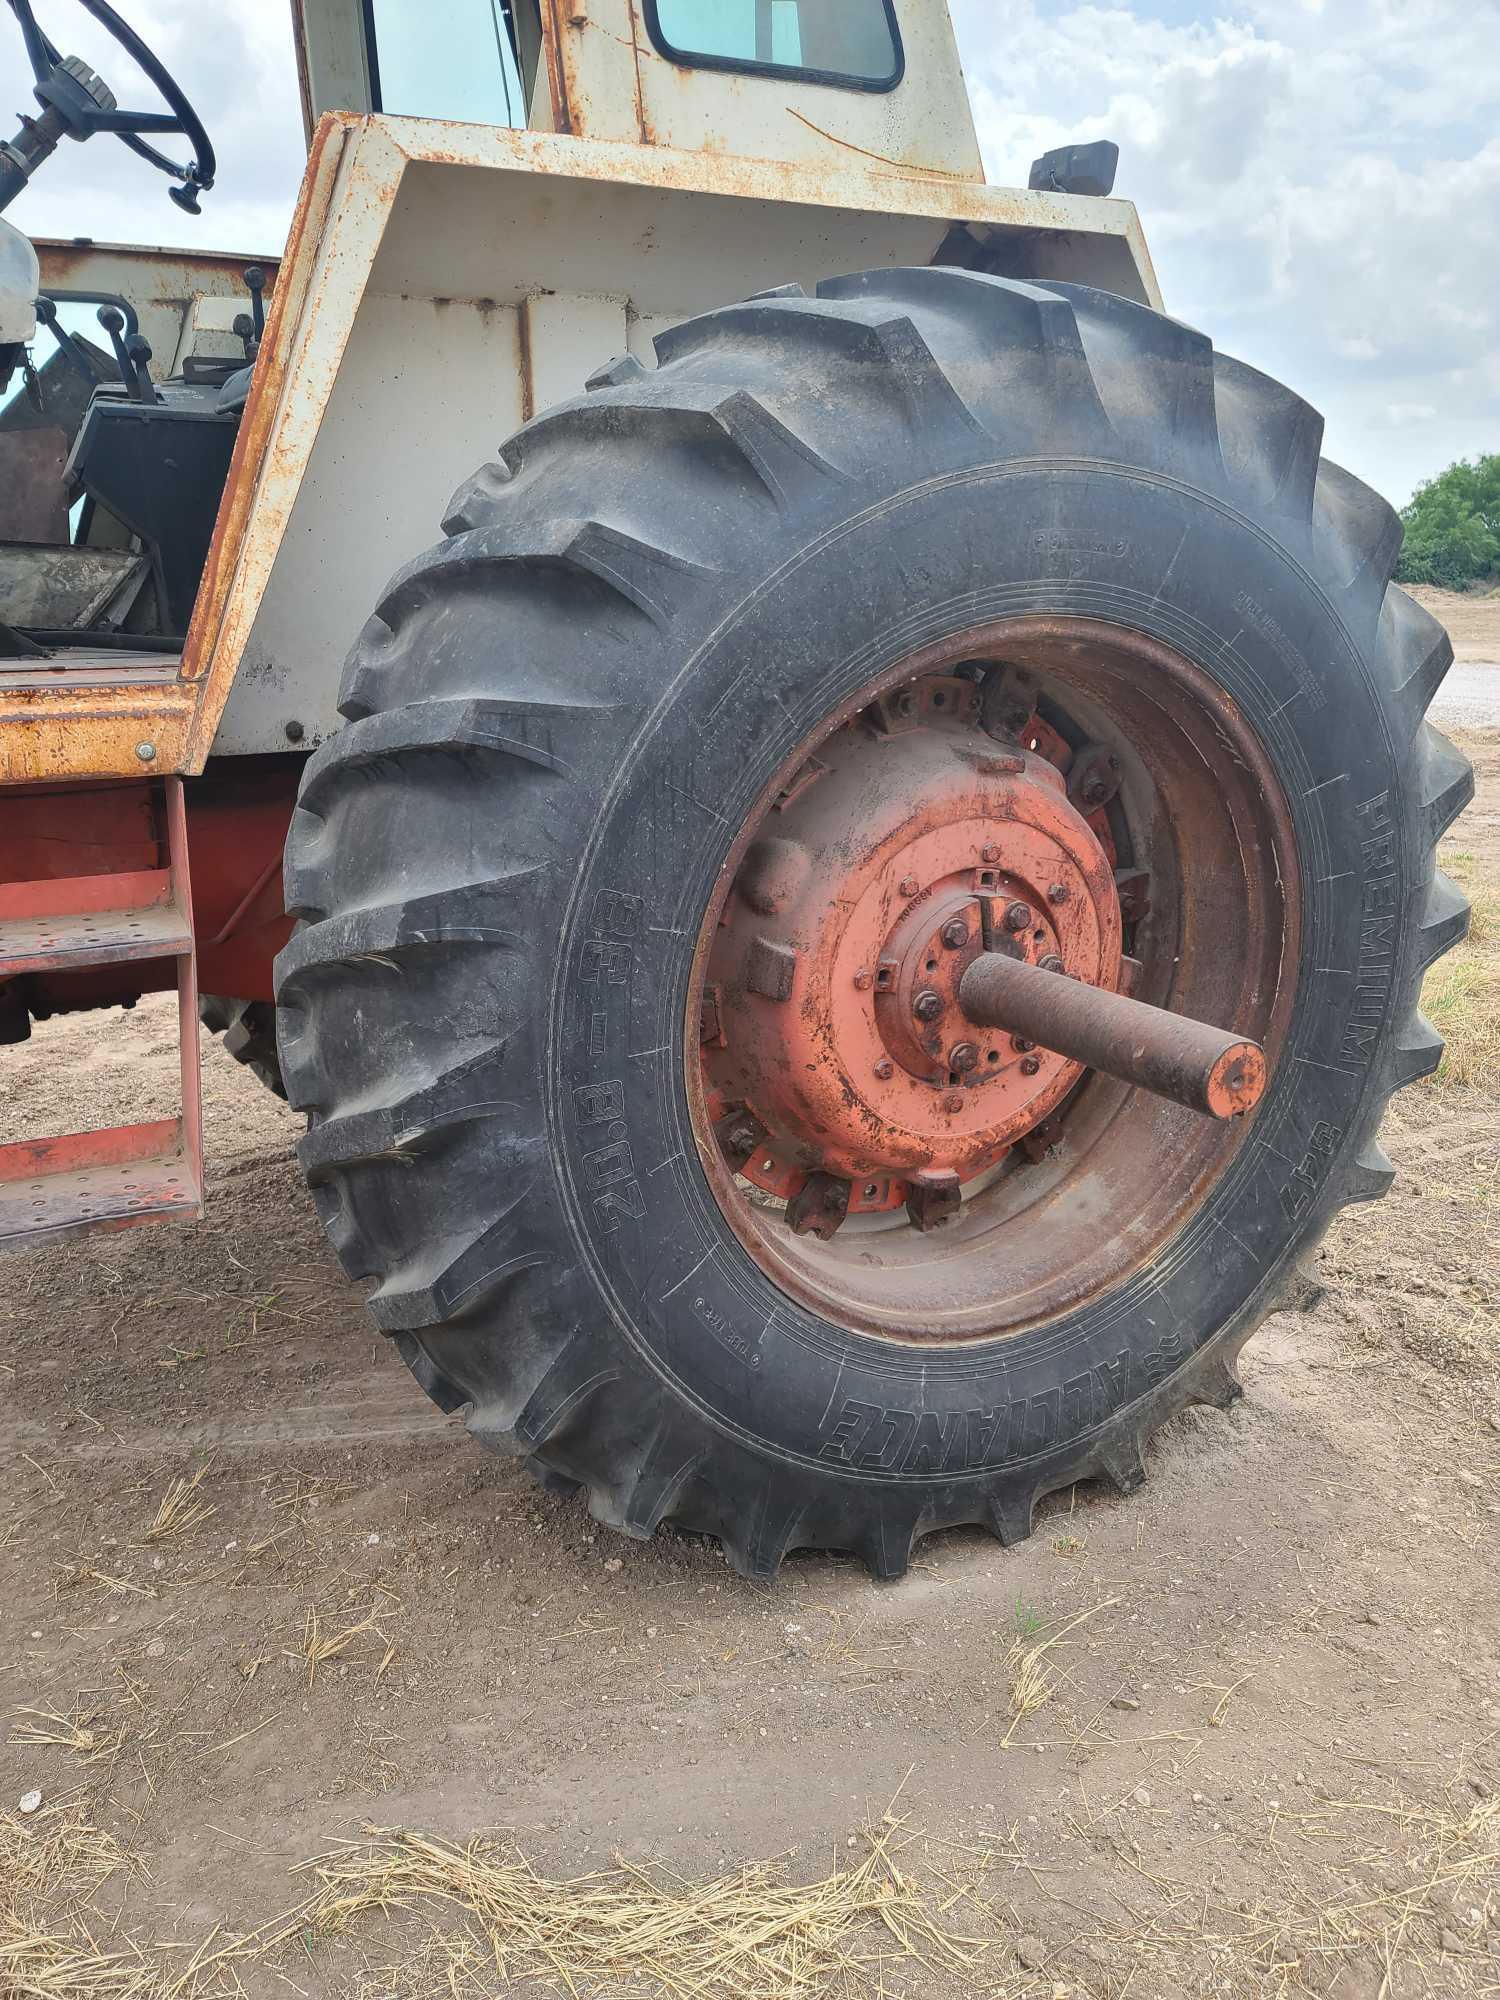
top-left (200, 995), bottom-right (285, 1100)
top-left (276, 269), bottom-right (1470, 1578)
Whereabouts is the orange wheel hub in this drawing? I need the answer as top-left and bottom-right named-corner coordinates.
top-left (701, 676), bottom-right (1123, 1217)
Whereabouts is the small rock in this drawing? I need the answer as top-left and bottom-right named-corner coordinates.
top-left (1133, 1787), bottom-right (1151, 1807)
top-left (366, 1533), bottom-right (380, 1546)
top-left (1296, 1771), bottom-right (1307, 1785)
top-left (18, 1790), bottom-right (41, 1815)
top-left (1014, 1935), bottom-right (1047, 1970)
top-left (1192, 1791), bottom-right (1206, 1804)
top-left (1110, 1695), bottom-right (1140, 1711)
top-left (1458, 1471), bottom-right (1484, 1490)
top-left (145, 1639), bottom-right (166, 1660)
top-left (604, 1558), bottom-right (622, 1573)
top-left (646, 1626), bottom-right (658, 1638)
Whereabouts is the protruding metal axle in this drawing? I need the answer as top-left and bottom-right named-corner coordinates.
top-left (957, 952), bottom-right (1266, 1119)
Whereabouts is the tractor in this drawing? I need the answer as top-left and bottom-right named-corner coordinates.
top-left (0, 0), bottom-right (1471, 1577)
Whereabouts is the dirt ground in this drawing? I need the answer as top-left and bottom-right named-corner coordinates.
top-left (1406, 585), bottom-right (1500, 664)
top-left (2, 739), bottom-right (1499, 2000)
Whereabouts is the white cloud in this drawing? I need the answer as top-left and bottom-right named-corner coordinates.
top-left (952, 0), bottom-right (1500, 502)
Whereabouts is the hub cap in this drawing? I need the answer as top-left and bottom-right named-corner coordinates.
top-left (702, 676), bottom-right (1123, 1213)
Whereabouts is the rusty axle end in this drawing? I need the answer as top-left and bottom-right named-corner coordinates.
top-left (957, 951), bottom-right (1268, 1121)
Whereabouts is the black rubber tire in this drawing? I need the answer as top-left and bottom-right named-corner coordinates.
top-left (276, 269), bottom-right (1471, 1579)
top-left (200, 995), bottom-right (286, 1100)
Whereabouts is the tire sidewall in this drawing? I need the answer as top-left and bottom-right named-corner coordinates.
top-left (548, 461), bottom-right (1409, 1485)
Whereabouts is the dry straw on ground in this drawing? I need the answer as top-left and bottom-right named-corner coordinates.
top-left (291, 1811), bottom-right (992, 1998)
top-left (143, 1464), bottom-right (216, 1544)
top-left (2, 1797), bottom-right (994, 2000)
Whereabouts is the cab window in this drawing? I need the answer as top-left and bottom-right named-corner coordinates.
top-left (643, 0), bottom-right (903, 91)
top-left (368, 0), bottom-right (528, 126)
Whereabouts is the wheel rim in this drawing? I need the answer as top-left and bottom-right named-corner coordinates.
top-left (685, 617), bottom-right (1302, 1343)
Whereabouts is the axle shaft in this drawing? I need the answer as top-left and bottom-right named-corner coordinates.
top-left (957, 952), bottom-right (1266, 1119)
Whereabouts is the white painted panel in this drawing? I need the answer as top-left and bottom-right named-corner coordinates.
top-left (214, 291), bottom-right (524, 754)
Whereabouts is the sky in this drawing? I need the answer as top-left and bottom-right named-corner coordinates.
top-left (6, 0), bottom-right (1497, 506)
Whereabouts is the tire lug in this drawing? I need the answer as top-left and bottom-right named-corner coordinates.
top-left (906, 1169), bottom-right (961, 1232)
top-left (786, 1172), bottom-right (851, 1240)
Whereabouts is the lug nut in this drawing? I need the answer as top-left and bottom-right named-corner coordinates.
top-left (941, 918), bottom-right (970, 950)
top-left (1019, 1054), bottom-right (1041, 1076)
top-left (981, 843), bottom-right (1001, 864)
top-left (853, 968), bottom-right (873, 991)
top-left (913, 989), bottom-right (945, 1023)
top-left (943, 1091), bottom-right (965, 1113)
top-left (1048, 883), bottom-right (1068, 905)
top-left (899, 875), bottom-right (921, 897)
top-left (1012, 1035), bottom-right (1035, 1054)
top-left (1003, 901), bottom-right (1032, 934)
top-left (1037, 953), bottom-right (1064, 974)
top-left (949, 1041), bottom-right (980, 1074)
top-left (873, 1057), bottom-right (894, 1080)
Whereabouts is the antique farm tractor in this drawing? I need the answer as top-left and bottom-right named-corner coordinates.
top-left (0, 0), bottom-right (1471, 1576)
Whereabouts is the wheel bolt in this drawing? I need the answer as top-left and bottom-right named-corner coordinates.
top-left (1019, 1054), bottom-right (1041, 1077)
top-left (913, 989), bottom-right (945, 1023)
top-left (853, 969), bottom-right (873, 991)
top-left (943, 1091), bottom-right (965, 1113)
top-left (1048, 883), bottom-right (1069, 905)
top-left (873, 1057), bottom-right (894, 1080)
top-left (981, 843), bottom-right (1001, 864)
top-left (941, 918), bottom-right (970, 950)
top-left (899, 875), bottom-right (921, 898)
top-left (1038, 953), bottom-right (1064, 975)
top-left (949, 1041), bottom-right (979, 1074)
top-left (1003, 901), bottom-right (1032, 934)
top-left (1012, 1035), bottom-right (1035, 1054)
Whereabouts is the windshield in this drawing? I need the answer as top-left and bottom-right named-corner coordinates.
top-left (645, 0), bottom-right (903, 91)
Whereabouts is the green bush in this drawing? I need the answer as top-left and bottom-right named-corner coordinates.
top-left (1395, 453), bottom-right (1500, 589)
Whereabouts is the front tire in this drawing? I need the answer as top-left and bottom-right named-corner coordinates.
top-left (276, 270), bottom-right (1470, 1578)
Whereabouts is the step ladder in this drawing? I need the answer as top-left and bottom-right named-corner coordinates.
top-left (0, 776), bottom-right (202, 1250)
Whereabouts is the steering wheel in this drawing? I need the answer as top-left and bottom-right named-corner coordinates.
top-left (6, 0), bottom-right (215, 212)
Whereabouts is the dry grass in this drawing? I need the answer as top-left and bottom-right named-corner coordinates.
top-left (291, 1810), bottom-right (992, 1999)
top-left (1000, 1597), bottom-right (1117, 1747)
top-left (297, 1584), bottom-right (401, 1688)
top-left (11, 1704), bottom-right (129, 1769)
top-left (142, 1465), bottom-right (216, 1544)
top-left (1423, 852), bottom-right (1500, 1086)
top-left (2, 1796), bottom-right (995, 2000)
top-left (0, 1795), bottom-right (158, 2000)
